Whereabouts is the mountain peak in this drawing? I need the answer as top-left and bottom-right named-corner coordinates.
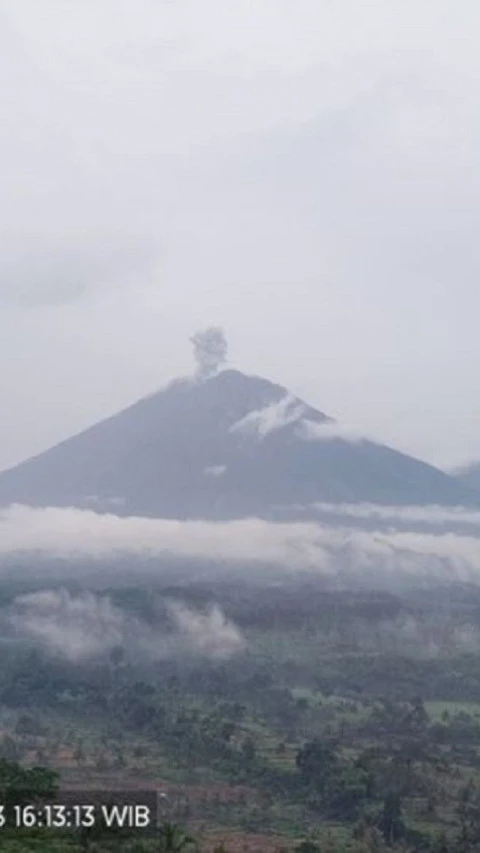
top-left (0, 366), bottom-right (476, 518)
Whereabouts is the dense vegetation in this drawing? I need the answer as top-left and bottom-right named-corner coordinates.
top-left (2, 575), bottom-right (480, 850)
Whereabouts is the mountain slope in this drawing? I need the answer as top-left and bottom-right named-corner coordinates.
top-left (454, 462), bottom-right (480, 495)
top-left (0, 369), bottom-right (475, 518)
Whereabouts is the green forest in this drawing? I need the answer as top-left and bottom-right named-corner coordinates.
top-left (2, 576), bottom-right (480, 851)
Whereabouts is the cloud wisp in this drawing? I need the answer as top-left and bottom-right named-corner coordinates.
top-left (9, 589), bottom-right (245, 664)
top-left (309, 502), bottom-right (480, 527)
top-left (296, 420), bottom-right (370, 443)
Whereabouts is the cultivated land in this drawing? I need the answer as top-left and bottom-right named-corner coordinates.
top-left (2, 576), bottom-right (480, 850)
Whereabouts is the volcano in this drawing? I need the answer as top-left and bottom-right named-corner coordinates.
top-left (0, 369), bottom-right (475, 518)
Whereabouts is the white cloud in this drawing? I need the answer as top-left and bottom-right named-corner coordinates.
top-left (297, 419), bottom-right (369, 443)
top-left (0, 504), bottom-right (322, 567)
top-left (11, 589), bottom-right (125, 662)
top-left (204, 465), bottom-right (227, 477)
top-left (167, 601), bottom-right (245, 660)
top-left (310, 502), bottom-right (480, 526)
top-left (11, 588), bottom-right (244, 663)
top-left (229, 394), bottom-right (308, 438)
top-left (0, 503), bottom-right (480, 587)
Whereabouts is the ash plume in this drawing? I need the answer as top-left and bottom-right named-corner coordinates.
top-left (190, 326), bottom-right (228, 379)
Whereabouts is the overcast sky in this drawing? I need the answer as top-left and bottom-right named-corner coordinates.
top-left (1, 0), bottom-right (479, 473)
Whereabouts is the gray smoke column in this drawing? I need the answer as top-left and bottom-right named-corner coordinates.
top-left (190, 326), bottom-right (228, 379)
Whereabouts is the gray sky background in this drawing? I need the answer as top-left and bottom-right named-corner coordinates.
top-left (1, 0), bottom-right (479, 473)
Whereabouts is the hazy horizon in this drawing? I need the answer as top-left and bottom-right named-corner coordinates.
top-left (1, 1), bottom-right (480, 472)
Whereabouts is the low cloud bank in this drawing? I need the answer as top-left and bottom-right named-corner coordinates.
top-left (0, 504), bottom-right (320, 566)
top-left (310, 502), bottom-right (480, 526)
top-left (10, 589), bottom-right (245, 663)
top-left (0, 503), bottom-right (480, 587)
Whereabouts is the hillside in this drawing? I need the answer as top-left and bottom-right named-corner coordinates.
top-left (454, 461), bottom-right (480, 494)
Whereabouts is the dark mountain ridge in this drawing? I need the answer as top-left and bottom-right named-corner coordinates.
top-left (0, 369), bottom-right (476, 518)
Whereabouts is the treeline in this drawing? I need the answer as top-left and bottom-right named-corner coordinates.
top-left (0, 755), bottom-right (479, 852)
